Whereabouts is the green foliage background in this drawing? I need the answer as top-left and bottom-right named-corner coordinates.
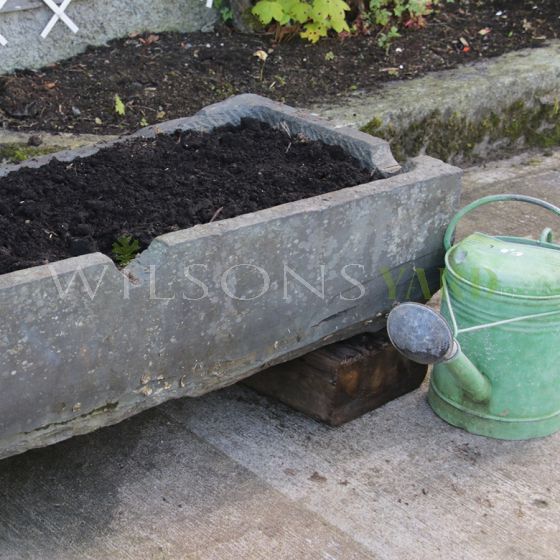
top-left (251, 0), bottom-right (453, 44)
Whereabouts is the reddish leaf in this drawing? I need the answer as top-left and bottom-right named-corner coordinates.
top-left (139, 34), bottom-right (160, 46)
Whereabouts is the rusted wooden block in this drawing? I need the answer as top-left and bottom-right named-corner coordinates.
top-left (244, 331), bottom-right (428, 426)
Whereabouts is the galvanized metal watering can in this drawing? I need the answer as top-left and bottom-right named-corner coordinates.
top-left (387, 194), bottom-right (560, 440)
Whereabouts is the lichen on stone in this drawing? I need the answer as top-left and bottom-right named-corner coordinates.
top-left (0, 143), bottom-right (60, 164)
top-left (361, 96), bottom-right (560, 164)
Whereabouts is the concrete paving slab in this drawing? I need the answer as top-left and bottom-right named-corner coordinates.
top-left (0, 407), bottom-right (371, 560)
top-left (163, 384), bottom-right (560, 560)
top-left (457, 149), bottom-right (560, 241)
top-left (0, 148), bottom-right (559, 559)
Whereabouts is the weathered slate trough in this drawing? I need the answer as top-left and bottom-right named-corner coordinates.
top-left (0, 95), bottom-right (462, 460)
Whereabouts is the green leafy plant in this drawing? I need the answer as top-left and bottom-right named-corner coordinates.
top-left (368, 0), bottom-right (453, 47)
top-left (252, 0), bottom-right (350, 43)
top-left (214, 0), bottom-right (234, 22)
top-left (112, 235), bottom-right (140, 266)
top-left (114, 94), bottom-right (126, 117)
top-left (377, 24), bottom-right (400, 50)
top-left (251, 0), bottom-right (451, 44)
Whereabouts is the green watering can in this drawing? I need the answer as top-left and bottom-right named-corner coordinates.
top-left (387, 194), bottom-right (560, 440)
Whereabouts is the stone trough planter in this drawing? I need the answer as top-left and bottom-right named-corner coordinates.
top-left (0, 94), bottom-right (462, 460)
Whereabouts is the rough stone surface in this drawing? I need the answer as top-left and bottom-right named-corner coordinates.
top-left (0, 94), bottom-right (461, 460)
top-left (0, 129), bottom-right (118, 164)
top-left (0, 147), bottom-right (557, 560)
top-left (0, 129), bottom-right (117, 150)
top-left (311, 42), bottom-right (560, 164)
top-left (0, 0), bottom-right (216, 75)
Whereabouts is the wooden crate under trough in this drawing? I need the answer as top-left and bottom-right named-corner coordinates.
top-left (245, 331), bottom-right (428, 426)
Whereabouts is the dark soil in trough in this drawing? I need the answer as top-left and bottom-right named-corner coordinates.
top-left (0, 119), bottom-right (376, 274)
top-left (0, 0), bottom-right (558, 134)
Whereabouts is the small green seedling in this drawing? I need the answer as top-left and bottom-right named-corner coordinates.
top-left (378, 26), bottom-right (400, 51)
top-left (112, 235), bottom-right (140, 266)
top-left (114, 94), bottom-right (126, 117)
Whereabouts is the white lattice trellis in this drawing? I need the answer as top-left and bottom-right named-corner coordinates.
top-left (0, 0), bottom-right (214, 46)
top-left (0, 0), bottom-right (7, 46)
top-left (41, 0), bottom-right (79, 39)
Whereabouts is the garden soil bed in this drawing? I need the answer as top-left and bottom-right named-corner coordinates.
top-left (0, 0), bottom-right (558, 134)
top-left (0, 118), bottom-right (375, 275)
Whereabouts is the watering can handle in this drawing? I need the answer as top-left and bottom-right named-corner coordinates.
top-left (444, 194), bottom-right (560, 251)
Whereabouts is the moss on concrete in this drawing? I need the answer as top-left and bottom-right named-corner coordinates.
top-left (361, 97), bottom-right (560, 163)
top-left (0, 143), bottom-right (60, 164)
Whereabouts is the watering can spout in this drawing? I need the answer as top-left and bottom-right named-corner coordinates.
top-left (443, 341), bottom-right (491, 403)
top-left (386, 303), bottom-right (491, 403)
